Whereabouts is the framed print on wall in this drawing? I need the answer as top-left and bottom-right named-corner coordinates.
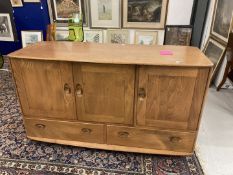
top-left (84, 30), bottom-right (103, 43)
top-left (164, 25), bottom-right (193, 46)
top-left (203, 38), bottom-right (226, 80)
top-left (49, 0), bottom-right (89, 26)
top-left (123, 0), bottom-right (168, 29)
top-left (10, 0), bottom-right (23, 7)
top-left (56, 28), bottom-right (69, 41)
top-left (21, 30), bottom-right (43, 48)
top-left (0, 13), bottom-right (14, 41)
top-left (24, 0), bottom-right (40, 2)
top-left (211, 0), bottom-right (233, 43)
top-left (89, 0), bottom-right (121, 28)
top-left (135, 31), bottom-right (158, 45)
top-left (107, 30), bottom-right (130, 44)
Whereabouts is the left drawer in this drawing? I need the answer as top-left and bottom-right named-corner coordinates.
top-left (24, 118), bottom-right (105, 144)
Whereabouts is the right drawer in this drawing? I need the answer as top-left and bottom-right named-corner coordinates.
top-left (107, 125), bottom-right (196, 153)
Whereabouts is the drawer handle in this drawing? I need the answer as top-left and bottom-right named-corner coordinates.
top-left (118, 131), bottom-right (129, 138)
top-left (64, 83), bottom-right (71, 94)
top-left (138, 88), bottom-right (146, 100)
top-left (170, 136), bottom-right (182, 143)
top-left (76, 84), bottom-right (83, 97)
top-left (81, 128), bottom-right (92, 134)
top-left (35, 124), bottom-right (46, 129)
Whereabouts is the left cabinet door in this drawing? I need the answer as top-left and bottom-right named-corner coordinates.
top-left (11, 59), bottom-right (76, 120)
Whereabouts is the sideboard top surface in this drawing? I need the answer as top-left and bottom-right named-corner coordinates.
top-left (8, 42), bottom-right (213, 67)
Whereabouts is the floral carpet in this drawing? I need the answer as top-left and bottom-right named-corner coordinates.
top-left (0, 59), bottom-right (204, 175)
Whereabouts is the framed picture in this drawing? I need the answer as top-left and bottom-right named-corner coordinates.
top-left (24, 0), bottom-right (40, 2)
top-left (56, 28), bottom-right (69, 41)
top-left (49, 0), bottom-right (89, 26)
top-left (0, 13), bottom-right (14, 42)
top-left (164, 25), bottom-right (193, 46)
top-left (203, 38), bottom-right (226, 80)
top-left (211, 0), bottom-right (233, 43)
top-left (84, 30), bottom-right (103, 43)
top-left (89, 0), bottom-right (121, 28)
top-left (107, 30), bottom-right (130, 44)
top-left (123, 0), bottom-right (168, 29)
top-left (135, 31), bottom-right (158, 45)
top-left (21, 30), bottom-right (43, 48)
top-left (10, 0), bottom-right (23, 7)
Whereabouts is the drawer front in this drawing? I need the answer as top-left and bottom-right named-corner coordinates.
top-left (25, 118), bottom-right (105, 144)
top-left (107, 126), bottom-right (196, 153)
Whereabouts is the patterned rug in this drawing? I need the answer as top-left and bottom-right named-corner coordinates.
top-left (0, 58), bottom-right (204, 175)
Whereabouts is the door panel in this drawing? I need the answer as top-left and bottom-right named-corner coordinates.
top-left (11, 59), bottom-right (76, 120)
top-left (137, 66), bottom-right (198, 130)
top-left (73, 63), bottom-right (135, 124)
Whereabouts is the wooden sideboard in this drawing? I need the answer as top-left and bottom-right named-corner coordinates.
top-left (8, 42), bottom-right (213, 155)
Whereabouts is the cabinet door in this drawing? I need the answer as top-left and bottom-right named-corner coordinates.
top-left (11, 59), bottom-right (76, 120)
top-left (136, 66), bottom-right (209, 131)
top-left (73, 63), bottom-right (135, 125)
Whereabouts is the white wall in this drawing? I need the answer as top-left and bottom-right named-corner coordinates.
top-left (166, 0), bottom-right (194, 25)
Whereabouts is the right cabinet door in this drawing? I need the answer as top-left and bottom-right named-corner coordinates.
top-left (136, 66), bottom-right (209, 131)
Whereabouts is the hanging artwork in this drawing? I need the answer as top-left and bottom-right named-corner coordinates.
top-left (89, 0), bottom-right (121, 28)
top-left (24, 0), bottom-right (40, 2)
top-left (164, 25), bottom-right (193, 46)
top-left (203, 38), bottom-right (226, 80)
top-left (211, 0), bottom-right (233, 43)
top-left (0, 13), bottom-right (14, 41)
top-left (10, 0), bottom-right (23, 7)
top-left (84, 30), bottom-right (103, 43)
top-left (135, 31), bottom-right (158, 45)
top-left (21, 31), bottom-right (43, 48)
top-left (107, 30), bottom-right (130, 44)
top-left (123, 0), bottom-right (168, 29)
top-left (56, 28), bottom-right (69, 41)
top-left (49, 0), bottom-right (88, 26)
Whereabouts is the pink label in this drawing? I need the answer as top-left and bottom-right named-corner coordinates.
top-left (160, 50), bottom-right (173, 55)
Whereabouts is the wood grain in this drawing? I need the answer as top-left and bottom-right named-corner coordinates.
top-left (107, 125), bottom-right (196, 153)
top-left (73, 63), bottom-right (135, 125)
top-left (8, 42), bottom-right (213, 67)
top-left (25, 118), bottom-right (105, 144)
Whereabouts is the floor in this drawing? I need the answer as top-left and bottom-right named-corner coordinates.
top-left (196, 87), bottom-right (233, 175)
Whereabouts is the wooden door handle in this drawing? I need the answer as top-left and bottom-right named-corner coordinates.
top-left (35, 124), bottom-right (46, 129)
top-left (118, 131), bottom-right (129, 138)
top-left (138, 88), bottom-right (146, 100)
top-left (170, 136), bottom-right (181, 143)
top-left (64, 83), bottom-right (71, 94)
top-left (76, 84), bottom-right (83, 97)
top-left (81, 128), bottom-right (92, 134)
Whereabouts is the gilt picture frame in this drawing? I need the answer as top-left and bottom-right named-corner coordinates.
top-left (211, 0), bottom-right (233, 43)
top-left (135, 30), bottom-right (158, 45)
top-left (123, 0), bottom-right (168, 29)
top-left (107, 30), bottom-right (130, 44)
top-left (89, 0), bottom-right (121, 28)
top-left (203, 38), bottom-right (226, 80)
top-left (10, 0), bottom-right (23, 7)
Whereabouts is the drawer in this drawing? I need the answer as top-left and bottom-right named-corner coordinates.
top-left (24, 118), bottom-right (105, 144)
top-left (107, 125), bottom-right (196, 153)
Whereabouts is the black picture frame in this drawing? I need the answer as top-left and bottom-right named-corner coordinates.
top-left (164, 25), bottom-right (193, 46)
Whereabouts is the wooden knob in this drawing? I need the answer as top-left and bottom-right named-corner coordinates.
top-left (170, 136), bottom-right (181, 143)
top-left (76, 84), bottom-right (83, 97)
top-left (35, 124), bottom-right (46, 129)
top-left (138, 88), bottom-right (146, 100)
top-left (118, 131), bottom-right (129, 138)
top-left (81, 128), bottom-right (92, 134)
top-left (64, 83), bottom-right (71, 94)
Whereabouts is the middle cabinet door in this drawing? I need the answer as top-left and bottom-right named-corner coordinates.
top-left (73, 63), bottom-right (135, 125)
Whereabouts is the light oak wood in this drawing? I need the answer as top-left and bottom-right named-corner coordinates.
top-left (73, 63), bottom-right (135, 125)
top-left (107, 125), bottom-right (196, 153)
top-left (11, 59), bottom-right (76, 120)
top-left (25, 118), bottom-right (105, 144)
top-left (8, 42), bottom-right (213, 155)
top-left (8, 42), bottom-right (213, 67)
